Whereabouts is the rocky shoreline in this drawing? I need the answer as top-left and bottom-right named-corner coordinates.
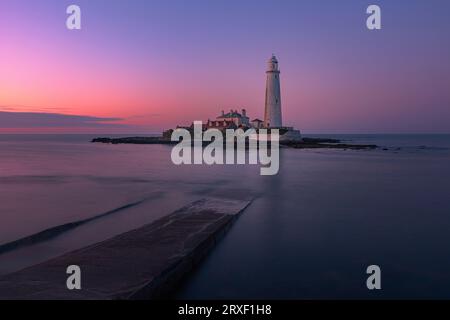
top-left (91, 136), bottom-right (377, 150)
top-left (282, 138), bottom-right (378, 150)
top-left (92, 136), bottom-right (176, 145)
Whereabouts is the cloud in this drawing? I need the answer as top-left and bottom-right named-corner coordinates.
top-left (0, 111), bottom-right (129, 129)
top-left (0, 105), bottom-right (70, 113)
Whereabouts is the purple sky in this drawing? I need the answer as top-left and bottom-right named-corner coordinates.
top-left (1, 0), bottom-right (450, 133)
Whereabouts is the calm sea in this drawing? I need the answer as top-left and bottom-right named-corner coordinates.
top-left (0, 134), bottom-right (450, 299)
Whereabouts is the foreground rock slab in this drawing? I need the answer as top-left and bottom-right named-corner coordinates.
top-left (0, 198), bottom-right (251, 300)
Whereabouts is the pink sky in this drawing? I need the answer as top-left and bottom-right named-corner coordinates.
top-left (1, 0), bottom-right (450, 134)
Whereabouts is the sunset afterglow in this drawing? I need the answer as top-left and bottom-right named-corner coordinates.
top-left (1, 0), bottom-right (450, 133)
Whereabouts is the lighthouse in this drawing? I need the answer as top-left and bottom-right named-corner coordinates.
top-left (264, 55), bottom-right (282, 128)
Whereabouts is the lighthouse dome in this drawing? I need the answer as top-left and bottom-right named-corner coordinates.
top-left (267, 55), bottom-right (279, 72)
top-left (268, 55), bottom-right (278, 63)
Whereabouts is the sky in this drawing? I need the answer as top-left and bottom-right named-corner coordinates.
top-left (1, 0), bottom-right (450, 134)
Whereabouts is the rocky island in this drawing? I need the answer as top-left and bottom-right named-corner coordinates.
top-left (91, 56), bottom-right (379, 151)
top-left (91, 136), bottom-right (378, 150)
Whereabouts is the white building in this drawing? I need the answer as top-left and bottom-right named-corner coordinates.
top-left (206, 109), bottom-right (250, 130)
top-left (264, 55), bottom-right (282, 128)
top-left (170, 55), bottom-right (301, 140)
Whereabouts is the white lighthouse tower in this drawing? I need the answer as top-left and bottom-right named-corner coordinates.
top-left (264, 55), bottom-right (282, 128)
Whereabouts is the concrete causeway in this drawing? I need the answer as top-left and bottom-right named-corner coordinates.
top-left (0, 198), bottom-right (251, 300)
